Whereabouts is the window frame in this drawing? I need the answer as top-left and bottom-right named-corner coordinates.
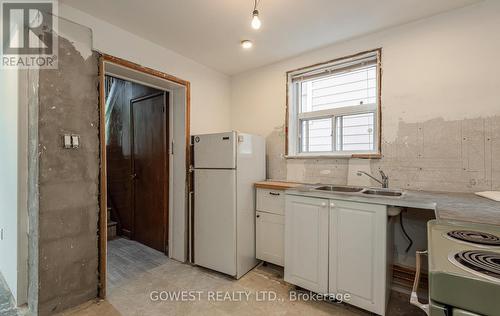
top-left (285, 48), bottom-right (382, 159)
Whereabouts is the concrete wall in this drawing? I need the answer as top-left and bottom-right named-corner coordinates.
top-left (230, 0), bottom-right (500, 193)
top-left (36, 36), bottom-right (100, 315)
top-left (59, 3), bottom-right (231, 136)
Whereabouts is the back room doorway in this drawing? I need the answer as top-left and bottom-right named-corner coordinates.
top-left (104, 75), bottom-right (169, 290)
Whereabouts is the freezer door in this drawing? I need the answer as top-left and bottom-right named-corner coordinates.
top-left (194, 169), bottom-right (237, 276)
top-left (193, 132), bottom-right (237, 169)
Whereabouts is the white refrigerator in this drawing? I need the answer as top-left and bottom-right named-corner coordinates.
top-left (193, 131), bottom-right (265, 279)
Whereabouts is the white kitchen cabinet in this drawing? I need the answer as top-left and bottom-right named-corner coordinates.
top-left (255, 188), bottom-right (286, 266)
top-left (329, 199), bottom-right (388, 315)
top-left (256, 188), bottom-right (285, 215)
top-left (256, 211), bottom-right (284, 266)
top-left (284, 195), bottom-right (329, 294)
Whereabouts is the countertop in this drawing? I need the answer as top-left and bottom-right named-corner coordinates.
top-left (254, 181), bottom-right (302, 190)
top-left (285, 185), bottom-right (500, 226)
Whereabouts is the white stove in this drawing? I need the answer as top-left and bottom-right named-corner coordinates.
top-left (411, 219), bottom-right (500, 316)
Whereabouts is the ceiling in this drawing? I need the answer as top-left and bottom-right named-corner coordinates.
top-left (60, 0), bottom-right (480, 75)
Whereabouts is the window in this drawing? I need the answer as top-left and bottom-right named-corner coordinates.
top-left (287, 49), bottom-right (381, 157)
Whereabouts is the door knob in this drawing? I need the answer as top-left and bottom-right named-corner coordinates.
top-left (330, 203), bottom-right (335, 208)
top-left (131, 173), bottom-right (137, 179)
top-left (321, 202), bottom-right (327, 207)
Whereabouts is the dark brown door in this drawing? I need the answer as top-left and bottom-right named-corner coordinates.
top-left (131, 92), bottom-right (168, 252)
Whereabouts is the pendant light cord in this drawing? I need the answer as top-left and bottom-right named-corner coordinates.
top-left (254, 0), bottom-right (261, 11)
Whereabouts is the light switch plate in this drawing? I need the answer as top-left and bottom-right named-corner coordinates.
top-left (62, 134), bottom-right (80, 149)
top-left (63, 134), bottom-right (72, 148)
top-left (71, 135), bottom-right (80, 148)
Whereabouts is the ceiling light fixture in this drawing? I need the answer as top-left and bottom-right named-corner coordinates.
top-left (241, 40), bottom-right (253, 49)
top-left (251, 0), bottom-right (262, 30)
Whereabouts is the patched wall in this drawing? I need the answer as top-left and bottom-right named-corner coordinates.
top-left (36, 36), bottom-right (100, 315)
top-left (232, 1), bottom-right (500, 194)
top-left (273, 116), bottom-right (500, 193)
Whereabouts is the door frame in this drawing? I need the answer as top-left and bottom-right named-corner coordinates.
top-left (98, 54), bottom-right (191, 298)
top-left (129, 91), bottom-right (169, 250)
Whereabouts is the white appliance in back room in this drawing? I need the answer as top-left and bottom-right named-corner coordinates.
top-left (193, 131), bottom-right (265, 279)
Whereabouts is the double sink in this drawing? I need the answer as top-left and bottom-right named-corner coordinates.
top-left (313, 185), bottom-right (404, 197)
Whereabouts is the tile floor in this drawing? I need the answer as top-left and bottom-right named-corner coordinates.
top-left (60, 238), bottom-right (425, 316)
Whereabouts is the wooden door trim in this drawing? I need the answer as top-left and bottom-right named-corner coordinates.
top-left (98, 54), bottom-right (191, 299)
top-left (98, 56), bottom-right (107, 299)
top-left (163, 92), bottom-right (169, 255)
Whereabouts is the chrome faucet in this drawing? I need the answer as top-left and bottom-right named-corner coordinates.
top-left (357, 170), bottom-right (389, 188)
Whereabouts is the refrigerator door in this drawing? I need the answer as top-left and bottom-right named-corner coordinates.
top-left (194, 169), bottom-right (237, 276)
top-left (193, 132), bottom-right (237, 169)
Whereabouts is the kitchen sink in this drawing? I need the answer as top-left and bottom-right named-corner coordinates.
top-left (314, 185), bottom-right (364, 193)
top-left (362, 189), bottom-right (403, 197)
top-left (311, 185), bottom-right (404, 197)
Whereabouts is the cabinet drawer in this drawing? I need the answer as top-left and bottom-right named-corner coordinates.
top-left (256, 188), bottom-right (285, 215)
top-left (256, 212), bottom-right (284, 266)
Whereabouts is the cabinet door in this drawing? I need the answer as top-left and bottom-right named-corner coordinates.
top-left (284, 195), bottom-right (329, 294)
top-left (256, 211), bottom-right (284, 266)
top-left (329, 199), bottom-right (387, 315)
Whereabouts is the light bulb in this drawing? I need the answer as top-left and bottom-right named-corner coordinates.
top-left (251, 10), bottom-right (261, 30)
top-left (241, 40), bottom-right (253, 49)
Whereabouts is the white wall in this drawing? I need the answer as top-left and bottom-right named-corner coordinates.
top-left (0, 69), bottom-right (19, 300)
top-left (0, 68), bottom-right (28, 305)
top-left (231, 0), bottom-right (500, 145)
top-left (59, 4), bottom-right (231, 135)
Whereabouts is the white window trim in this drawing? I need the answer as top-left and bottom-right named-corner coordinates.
top-left (286, 49), bottom-right (381, 158)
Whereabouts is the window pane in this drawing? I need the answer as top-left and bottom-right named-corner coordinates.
top-left (300, 66), bottom-right (376, 113)
top-left (301, 118), bottom-right (332, 152)
top-left (336, 113), bottom-right (375, 151)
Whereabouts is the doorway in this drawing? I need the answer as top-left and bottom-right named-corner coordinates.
top-left (99, 54), bottom-right (191, 298)
top-left (105, 76), bottom-right (169, 253)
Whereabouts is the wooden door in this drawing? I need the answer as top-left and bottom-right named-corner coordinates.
top-left (284, 195), bottom-right (329, 293)
top-left (131, 92), bottom-right (168, 252)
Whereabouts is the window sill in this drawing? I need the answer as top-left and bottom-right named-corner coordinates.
top-left (285, 153), bottom-right (382, 159)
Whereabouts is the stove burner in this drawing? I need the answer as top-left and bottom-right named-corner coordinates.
top-left (447, 230), bottom-right (500, 246)
top-left (454, 250), bottom-right (500, 280)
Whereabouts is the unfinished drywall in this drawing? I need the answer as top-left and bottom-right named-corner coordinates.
top-left (281, 115), bottom-right (500, 192)
top-left (231, 0), bottom-right (500, 193)
top-left (36, 35), bottom-right (100, 315)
